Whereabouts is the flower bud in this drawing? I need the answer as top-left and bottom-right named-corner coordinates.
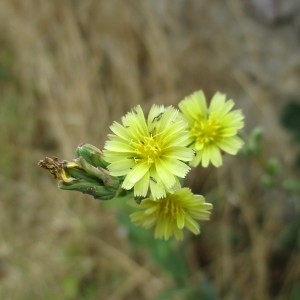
top-left (38, 155), bottom-right (122, 200)
top-left (76, 143), bottom-right (109, 168)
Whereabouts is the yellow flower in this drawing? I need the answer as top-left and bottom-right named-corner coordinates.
top-left (130, 188), bottom-right (212, 240)
top-left (178, 90), bottom-right (245, 167)
top-left (103, 105), bottom-right (194, 199)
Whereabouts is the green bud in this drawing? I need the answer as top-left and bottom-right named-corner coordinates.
top-left (63, 162), bottom-right (102, 185)
top-left (77, 157), bottom-right (120, 189)
top-left (76, 143), bottom-right (109, 168)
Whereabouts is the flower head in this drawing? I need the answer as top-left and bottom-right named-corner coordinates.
top-left (130, 188), bottom-right (212, 240)
top-left (103, 105), bottom-right (194, 199)
top-left (178, 90), bottom-right (244, 167)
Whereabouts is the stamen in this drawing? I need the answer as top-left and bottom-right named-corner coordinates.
top-left (158, 199), bottom-right (185, 218)
top-left (191, 116), bottom-right (221, 145)
top-left (134, 135), bottom-right (162, 165)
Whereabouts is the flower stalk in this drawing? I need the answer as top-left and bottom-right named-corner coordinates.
top-left (38, 90), bottom-right (245, 240)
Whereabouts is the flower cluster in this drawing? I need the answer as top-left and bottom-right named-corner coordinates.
top-left (39, 90), bottom-right (244, 240)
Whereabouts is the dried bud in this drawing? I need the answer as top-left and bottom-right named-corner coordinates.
top-left (38, 157), bottom-right (75, 183)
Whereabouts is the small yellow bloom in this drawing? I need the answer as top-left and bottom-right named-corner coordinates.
top-left (130, 188), bottom-right (212, 240)
top-left (103, 105), bottom-right (194, 199)
top-left (178, 90), bottom-right (245, 167)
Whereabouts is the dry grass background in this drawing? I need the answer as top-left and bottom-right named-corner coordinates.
top-left (0, 0), bottom-right (300, 299)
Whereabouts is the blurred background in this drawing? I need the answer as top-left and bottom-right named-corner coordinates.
top-left (1, 0), bottom-right (300, 299)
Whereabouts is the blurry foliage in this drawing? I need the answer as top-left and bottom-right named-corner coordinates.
top-left (239, 126), bottom-right (263, 157)
top-left (281, 100), bottom-right (300, 142)
top-left (281, 99), bottom-right (300, 170)
top-left (238, 124), bottom-right (300, 299)
top-left (0, 36), bottom-right (18, 177)
top-left (0, 35), bottom-right (13, 83)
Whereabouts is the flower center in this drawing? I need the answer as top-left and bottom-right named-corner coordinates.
top-left (158, 198), bottom-right (184, 219)
top-left (134, 136), bottom-right (162, 164)
top-left (191, 116), bottom-right (221, 147)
